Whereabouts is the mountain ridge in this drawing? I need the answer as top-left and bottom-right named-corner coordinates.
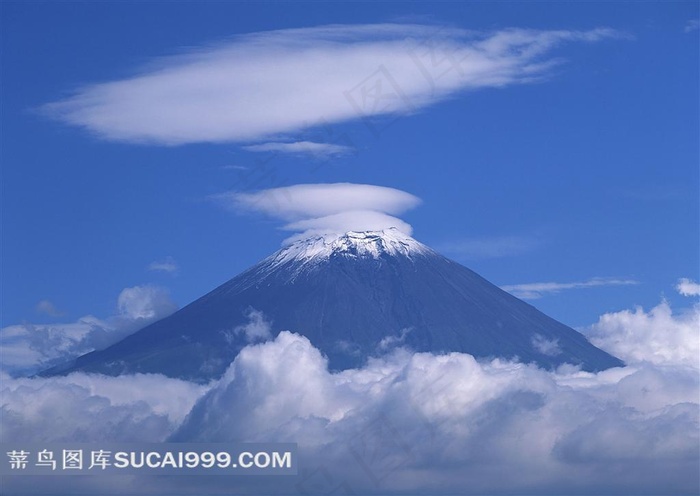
top-left (43, 229), bottom-right (623, 382)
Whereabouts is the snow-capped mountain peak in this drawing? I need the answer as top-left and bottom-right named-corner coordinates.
top-left (265, 228), bottom-right (432, 269)
top-left (46, 226), bottom-right (624, 381)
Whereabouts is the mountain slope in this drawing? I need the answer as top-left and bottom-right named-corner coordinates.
top-left (44, 229), bottom-right (623, 381)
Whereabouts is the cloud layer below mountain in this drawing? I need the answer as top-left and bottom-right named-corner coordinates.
top-left (1, 290), bottom-right (697, 495)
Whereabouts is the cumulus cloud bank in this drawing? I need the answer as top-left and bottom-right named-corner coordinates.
top-left (0, 285), bottom-right (177, 376)
top-left (41, 24), bottom-right (622, 146)
top-left (172, 301), bottom-right (698, 494)
top-left (216, 183), bottom-right (421, 241)
top-left (1, 372), bottom-right (206, 443)
top-left (2, 291), bottom-right (697, 494)
top-left (586, 301), bottom-right (699, 368)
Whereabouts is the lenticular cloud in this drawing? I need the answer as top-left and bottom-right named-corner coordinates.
top-left (1, 298), bottom-right (698, 495)
top-left (216, 183), bottom-right (422, 241)
top-left (41, 24), bottom-right (622, 146)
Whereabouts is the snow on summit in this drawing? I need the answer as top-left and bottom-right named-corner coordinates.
top-left (265, 228), bottom-right (433, 270)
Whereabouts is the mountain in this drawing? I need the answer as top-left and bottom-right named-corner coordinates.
top-left (43, 229), bottom-right (623, 382)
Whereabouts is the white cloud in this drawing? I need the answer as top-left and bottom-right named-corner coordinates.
top-left (437, 235), bottom-right (542, 260)
top-left (243, 141), bottom-right (354, 158)
top-left (231, 307), bottom-right (273, 343)
top-left (222, 183), bottom-right (420, 220)
top-left (378, 327), bottom-right (412, 351)
top-left (216, 183), bottom-right (421, 241)
top-left (169, 330), bottom-right (697, 495)
top-left (147, 256), bottom-right (179, 274)
top-left (35, 299), bottom-right (63, 317)
top-left (531, 334), bottom-right (561, 356)
top-left (283, 210), bottom-right (416, 243)
top-left (117, 285), bottom-right (178, 320)
top-left (2, 296), bottom-right (698, 494)
top-left (41, 24), bottom-right (623, 145)
top-left (501, 277), bottom-right (639, 299)
top-left (0, 285), bottom-right (177, 376)
top-left (677, 277), bottom-right (700, 297)
top-left (685, 19), bottom-right (699, 33)
top-left (1, 372), bottom-right (207, 443)
top-left (586, 299), bottom-right (699, 368)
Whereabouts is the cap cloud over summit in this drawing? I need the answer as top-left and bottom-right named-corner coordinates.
top-left (216, 183), bottom-right (422, 242)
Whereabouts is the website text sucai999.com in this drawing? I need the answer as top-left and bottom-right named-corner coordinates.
top-left (1, 443), bottom-right (297, 476)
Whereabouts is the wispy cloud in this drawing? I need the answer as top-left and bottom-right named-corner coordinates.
top-left (437, 235), bottom-right (542, 260)
top-left (684, 19), bottom-right (699, 33)
top-left (677, 278), bottom-right (700, 297)
top-left (1, 285), bottom-right (177, 376)
top-left (531, 334), bottom-right (561, 356)
top-left (377, 327), bottom-right (412, 351)
top-left (35, 299), bottom-right (63, 317)
top-left (618, 184), bottom-right (685, 201)
top-left (147, 256), bottom-right (179, 274)
top-left (214, 182), bottom-right (421, 242)
top-left (40, 24), bottom-right (623, 145)
top-left (502, 277), bottom-right (639, 300)
top-left (243, 140), bottom-right (354, 158)
top-left (230, 307), bottom-right (273, 343)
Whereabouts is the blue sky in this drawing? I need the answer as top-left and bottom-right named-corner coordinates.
top-left (2, 1), bottom-right (698, 332)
